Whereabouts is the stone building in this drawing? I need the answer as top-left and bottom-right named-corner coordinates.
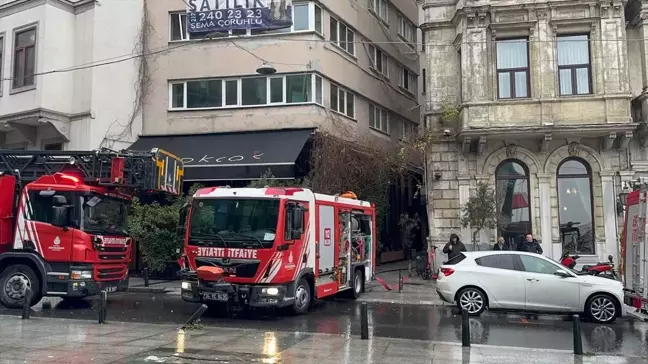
top-left (421, 0), bottom-right (648, 264)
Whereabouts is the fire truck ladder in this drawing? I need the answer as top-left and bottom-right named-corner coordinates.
top-left (0, 148), bottom-right (178, 192)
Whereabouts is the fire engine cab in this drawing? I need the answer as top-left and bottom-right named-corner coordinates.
top-left (178, 187), bottom-right (376, 315)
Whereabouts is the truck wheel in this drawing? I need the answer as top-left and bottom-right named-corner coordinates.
top-left (348, 268), bottom-right (364, 299)
top-left (0, 265), bottom-right (42, 308)
top-left (288, 278), bottom-right (311, 315)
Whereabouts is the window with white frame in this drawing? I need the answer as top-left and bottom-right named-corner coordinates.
top-left (169, 73), bottom-right (323, 109)
top-left (397, 13), bottom-right (416, 48)
top-left (399, 66), bottom-right (416, 94)
top-left (368, 44), bottom-right (389, 77)
top-left (170, 2), bottom-right (320, 41)
top-left (330, 83), bottom-right (355, 118)
top-left (400, 120), bottom-right (417, 141)
top-left (369, 104), bottom-right (389, 134)
top-left (368, 0), bottom-right (388, 22)
top-left (330, 17), bottom-right (355, 55)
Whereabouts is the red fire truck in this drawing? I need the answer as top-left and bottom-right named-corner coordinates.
top-left (178, 187), bottom-right (376, 315)
top-left (0, 148), bottom-right (183, 308)
top-left (621, 186), bottom-right (648, 319)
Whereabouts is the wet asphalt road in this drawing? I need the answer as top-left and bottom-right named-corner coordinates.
top-left (2, 292), bottom-right (648, 357)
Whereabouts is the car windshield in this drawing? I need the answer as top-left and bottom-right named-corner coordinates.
top-left (81, 195), bottom-right (129, 235)
top-left (188, 198), bottom-right (279, 249)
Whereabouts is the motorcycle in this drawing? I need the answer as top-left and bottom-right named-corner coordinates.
top-left (559, 251), bottom-right (619, 280)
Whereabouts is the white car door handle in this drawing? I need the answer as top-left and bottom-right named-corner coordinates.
top-left (527, 278), bottom-right (538, 282)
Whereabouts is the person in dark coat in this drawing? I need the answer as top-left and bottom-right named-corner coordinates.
top-left (493, 236), bottom-right (507, 250)
top-left (443, 233), bottom-right (467, 260)
top-left (519, 233), bottom-right (543, 254)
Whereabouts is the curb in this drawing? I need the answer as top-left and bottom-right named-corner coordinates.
top-left (126, 287), bottom-right (168, 294)
top-left (357, 297), bottom-right (447, 306)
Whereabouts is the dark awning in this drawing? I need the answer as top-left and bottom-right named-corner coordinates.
top-left (128, 128), bottom-right (314, 181)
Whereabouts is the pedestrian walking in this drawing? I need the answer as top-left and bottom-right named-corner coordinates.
top-left (519, 233), bottom-right (543, 254)
top-left (493, 236), bottom-right (507, 250)
top-left (443, 233), bottom-right (466, 260)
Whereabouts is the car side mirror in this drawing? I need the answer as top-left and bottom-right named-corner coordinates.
top-left (52, 206), bottom-right (69, 228)
top-left (554, 269), bottom-right (571, 278)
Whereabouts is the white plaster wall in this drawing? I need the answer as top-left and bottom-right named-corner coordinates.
top-left (40, 4), bottom-right (75, 114)
top-left (86, 0), bottom-right (143, 149)
top-left (71, 6), bottom-right (94, 114)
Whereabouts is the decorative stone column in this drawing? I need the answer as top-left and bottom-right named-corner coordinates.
top-left (457, 175), bottom-right (472, 245)
top-left (537, 173), bottom-right (555, 259)
top-left (601, 171), bottom-right (618, 261)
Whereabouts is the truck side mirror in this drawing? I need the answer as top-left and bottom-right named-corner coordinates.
top-left (292, 208), bottom-right (304, 240)
top-left (176, 202), bottom-right (189, 238)
top-left (52, 206), bottom-right (69, 227)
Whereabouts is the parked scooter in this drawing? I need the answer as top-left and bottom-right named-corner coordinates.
top-left (559, 251), bottom-right (619, 280)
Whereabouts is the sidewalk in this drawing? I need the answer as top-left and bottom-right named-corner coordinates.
top-left (0, 315), bottom-right (642, 364)
top-left (360, 260), bottom-right (446, 306)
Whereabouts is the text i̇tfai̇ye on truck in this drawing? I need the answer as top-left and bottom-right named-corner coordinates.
top-left (177, 188), bottom-right (376, 315)
top-left (0, 148), bottom-right (184, 308)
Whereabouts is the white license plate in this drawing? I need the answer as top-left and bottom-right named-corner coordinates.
top-left (203, 292), bottom-right (228, 301)
top-left (105, 286), bottom-right (118, 293)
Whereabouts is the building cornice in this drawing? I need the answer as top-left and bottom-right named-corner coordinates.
top-left (0, 0), bottom-right (95, 18)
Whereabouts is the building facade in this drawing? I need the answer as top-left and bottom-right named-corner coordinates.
top-left (0, 0), bottom-right (143, 151)
top-left (422, 0), bottom-right (648, 264)
top-left (137, 0), bottom-right (420, 180)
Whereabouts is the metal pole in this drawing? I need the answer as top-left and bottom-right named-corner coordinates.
top-left (143, 267), bottom-right (149, 287)
top-left (572, 314), bottom-right (583, 355)
top-left (398, 270), bottom-right (403, 292)
top-left (360, 302), bottom-right (369, 340)
top-left (182, 304), bottom-right (208, 330)
top-left (461, 309), bottom-right (470, 347)
top-left (98, 290), bottom-right (107, 324)
top-left (21, 287), bottom-right (32, 320)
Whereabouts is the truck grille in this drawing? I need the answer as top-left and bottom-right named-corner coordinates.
top-left (96, 246), bottom-right (128, 262)
top-left (95, 266), bottom-right (127, 281)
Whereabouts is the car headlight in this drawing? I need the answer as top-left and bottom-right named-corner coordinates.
top-left (181, 281), bottom-right (193, 290)
top-left (71, 270), bottom-right (92, 280)
top-left (262, 287), bottom-right (279, 296)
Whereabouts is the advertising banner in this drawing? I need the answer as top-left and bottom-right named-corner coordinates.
top-left (186, 0), bottom-right (293, 34)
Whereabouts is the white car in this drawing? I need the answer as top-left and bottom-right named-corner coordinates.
top-left (436, 251), bottom-right (625, 324)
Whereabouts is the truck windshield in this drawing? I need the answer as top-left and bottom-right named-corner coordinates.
top-left (81, 195), bottom-right (129, 235)
top-left (188, 198), bottom-right (279, 249)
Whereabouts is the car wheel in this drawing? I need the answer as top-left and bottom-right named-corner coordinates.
top-left (586, 294), bottom-right (617, 324)
top-left (457, 287), bottom-right (486, 316)
top-left (288, 278), bottom-right (311, 315)
top-left (0, 265), bottom-right (42, 309)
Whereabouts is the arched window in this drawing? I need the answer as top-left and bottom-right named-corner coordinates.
top-left (557, 158), bottom-right (594, 254)
top-left (495, 160), bottom-right (532, 249)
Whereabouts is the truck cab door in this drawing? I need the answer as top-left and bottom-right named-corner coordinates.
top-left (275, 201), bottom-right (309, 282)
top-left (19, 190), bottom-right (75, 262)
